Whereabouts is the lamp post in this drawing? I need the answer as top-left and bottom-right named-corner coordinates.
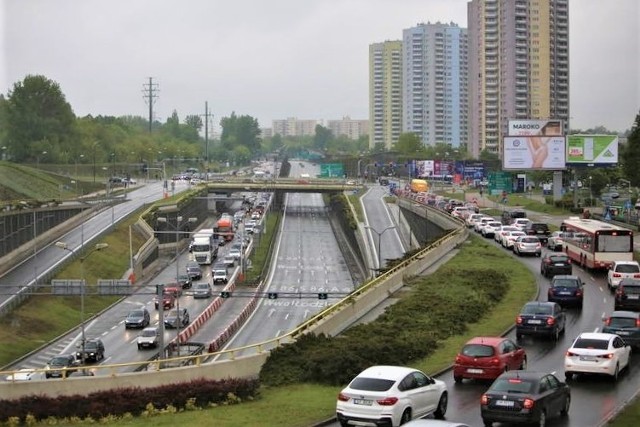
top-left (589, 176), bottom-right (593, 207)
top-left (619, 178), bottom-right (632, 222)
top-left (365, 225), bottom-right (396, 273)
top-left (54, 241), bottom-right (109, 368)
top-left (92, 141), bottom-right (99, 183)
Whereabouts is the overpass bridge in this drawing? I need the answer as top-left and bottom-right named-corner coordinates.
top-left (202, 177), bottom-right (361, 194)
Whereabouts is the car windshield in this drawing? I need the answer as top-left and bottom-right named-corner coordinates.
top-left (522, 304), bottom-right (552, 315)
top-left (461, 344), bottom-right (494, 357)
top-left (196, 283), bottom-right (208, 289)
top-left (84, 342), bottom-right (99, 350)
top-left (549, 256), bottom-right (569, 262)
top-left (349, 377), bottom-right (395, 392)
top-left (50, 357), bottom-right (70, 365)
top-left (553, 279), bottom-right (579, 288)
top-left (616, 264), bottom-right (640, 273)
top-left (490, 378), bottom-right (534, 394)
top-left (128, 310), bottom-right (143, 318)
top-left (573, 338), bottom-right (609, 349)
top-left (141, 329), bottom-right (157, 337)
top-left (608, 317), bottom-right (638, 328)
top-left (521, 237), bottom-right (539, 243)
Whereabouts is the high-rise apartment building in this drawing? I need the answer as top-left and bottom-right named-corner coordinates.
top-left (402, 22), bottom-right (468, 148)
top-left (272, 118), bottom-right (320, 137)
top-left (326, 116), bottom-right (369, 140)
top-left (468, 0), bottom-right (569, 157)
top-left (369, 40), bottom-right (403, 150)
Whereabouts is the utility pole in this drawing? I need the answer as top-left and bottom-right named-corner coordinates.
top-left (201, 101), bottom-right (214, 167)
top-left (142, 77), bottom-right (159, 133)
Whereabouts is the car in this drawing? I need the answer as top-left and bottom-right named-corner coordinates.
top-left (75, 338), bottom-right (105, 363)
top-left (176, 274), bottom-right (192, 289)
top-left (403, 421), bottom-right (470, 427)
top-left (163, 283), bottom-right (182, 298)
top-left (251, 211), bottom-right (261, 220)
top-left (546, 231), bottom-right (569, 251)
top-left (453, 337), bottom-right (526, 383)
top-left (336, 365), bottom-right (448, 427)
top-left (154, 292), bottom-right (176, 310)
top-left (164, 308), bottom-right (190, 329)
top-left (474, 217), bottom-right (495, 233)
top-left (516, 301), bottom-right (566, 341)
top-left (564, 332), bottom-right (631, 381)
top-left (540, 253), bottom-right (572, 278)
top-left (228, 247), bottom-right (242, 260)
top-left (480, 371), bottom-right (570, 427)
top-left (494, 225), bottom-right (519, 243)
top-left (450, 207), bottom-right (470, 219)
top-left (5, 368), bottom-right (37, 381)
top-left (466, 213), bottom-right (485, 228)
top-left (44, 354), bottom-right (79, 378)
top-left (523, 222), bottom-right (551, 244)
top-left (547, 275), bottom-right (584, 308)
top-left (124, 307), bottom-right (151, 329)
top-left (481, 221), bottom-right (502, 238)
top-left (602, 311), bottom-right (640, 349)
top-left (193, 281), bottom-right (212, 298)
top-left (500, 209), bottom-right (527, 225)
top-left (501, 230), bottom-right (525, 249)
top-left (512, 218), bottom-right (532, 231)
top-left (137, 327), bottom-right (160, 350)
top-left (186, 262), bottom-right (203, 280)
top-left (614, 278), bottom-right (640, 311)
top-left (223, 255), bottom-right (236, 267)
top-left (512, 236), bottom-right (542, 257)
top-left (213, 268), bottom-right (229, 285)
top-left (607, 260), bottom-right (640, 291)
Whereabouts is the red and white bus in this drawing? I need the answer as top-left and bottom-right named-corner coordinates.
top-left (560, 217), bottom-right (634, 270)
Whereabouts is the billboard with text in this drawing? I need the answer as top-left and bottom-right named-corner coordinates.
top-left (508, 119), bottom-right (563, 136)
top-left (566, 135), bottom-right (618, 165)
top-left (503, 136), bottom-right (566, 170)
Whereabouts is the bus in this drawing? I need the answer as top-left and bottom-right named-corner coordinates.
top-left (560, 217), bottom-right (634, 270)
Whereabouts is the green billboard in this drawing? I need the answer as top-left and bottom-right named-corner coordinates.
top-left (566, 135), bottom-right (618, 165)
top-left (488, 172), bottom-right (512, 196)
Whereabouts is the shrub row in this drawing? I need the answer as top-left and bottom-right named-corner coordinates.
top-left (260, 266), bottom-right (509, 386)
top-left (0, 377), bottom-right (260, 423)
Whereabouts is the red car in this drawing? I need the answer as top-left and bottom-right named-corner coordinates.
top-left (453, 336), bottom-right (527, 383)
top-left (154, 292), bottom-right (176, 310)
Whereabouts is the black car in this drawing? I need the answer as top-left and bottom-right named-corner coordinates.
top-left (186, 262), bottom-right (203, 280)
top-left (524, 222), bottom-right (551, 244)
top-left (177, 273), bottom-right (192, 289)
top-left (548, 275), bottom-right (584, 308)
top-left (614, 278), bottom-right (640, 311)
top-left (516, 301), bottom-right (566, 341)
top-left (603, 311), bottom-right (640, 348)
top-left (501, 209), bottom-right (527, 225)
top-left (124, 308), bottom-right (151, 329)
top-left (164, 308), bottom-right (190, 329)
top-left (76, 338), bottom-right (105, 363)
top-left (540, 253), bottom-right (572, 278)
top-left (44, 354), bottom-right (79, 379)
top-left (481, 371), bottom-right (570, 427)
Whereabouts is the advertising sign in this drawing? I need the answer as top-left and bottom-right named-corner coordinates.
top-left (319, 163), bottom-right (344, 177)
top-left (508, 119), bottom-right (563, 136)
top-left (488, 172), bottom-right (512, 196)
top-left (415, 160), bottom-right (434, 178)
top-left (566, 135), bottom-right (618, 165)
top-left (503, 136), bottom-right (566, 170)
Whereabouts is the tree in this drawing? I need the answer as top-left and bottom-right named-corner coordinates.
top-left (220, 112), bottom-right (261, 154)
top-left (313, 125), bottom-right (332, 151)
top-left (621, 111), bottom-right (640, 186)
top-left (5, 75), bottom-right (77, 162)
top-left (395, 132), bottom-right (422, 155)
top-left (184, 115), bottom-right (203, 132)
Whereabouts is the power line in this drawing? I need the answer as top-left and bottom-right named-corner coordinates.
top-left (142, 77), bottom-right (159, 133)
top-left (201, 101), bottom-right (214, 165)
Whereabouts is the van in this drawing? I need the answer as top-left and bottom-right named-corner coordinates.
top-left (213, 267), bottom-right (228, 285)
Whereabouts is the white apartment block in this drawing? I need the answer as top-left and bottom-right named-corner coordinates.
top-left (272, 118), bottom-right (320, 137)
top-left (326, 116), bottom-right (369, 140)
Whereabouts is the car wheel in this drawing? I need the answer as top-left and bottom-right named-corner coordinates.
top-left (553, 327), bottom-right (560, 341)
top-left (483, 419), bottom-right (493, 427)
top-left (565, 372), bottom-right (573, 382)
top-left (561, 395), bottom-right (571, 416)
top-left (453, 375), bottom-right (463, 383)
top-left (400, 408), bottom-right (412, 424)
top-left (536, 252), bottom-right (541, 257)
top-left (538, 409), bottom-right (547, 427)
top-left (612, 364), bottom-right (620, 381)
top-left (516, 332), bottom-right (523, 341)
top-left (137, 344), bottom-right (142, 350)
top-left (339, 421), bottom-right (349, 427)
top-left (434, 392), bottom-right (448, 419)
top-left (520, 356), bottom-right (527, 370)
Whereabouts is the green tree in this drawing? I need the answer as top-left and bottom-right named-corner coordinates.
top-left (220, 112), bottom-right (262, 155)
top-left (621, 111), bottom-right (640, 186)
top-left (479, 149), bottom-right (501, 172)
top-left (5, 75), bottom-right (77, 162)
top-left (184, 114), bottom-right (203, 132)
top-left (395, 132), bottom-right (422, 155)
top-left (313, 125), bottom-right (333, 151)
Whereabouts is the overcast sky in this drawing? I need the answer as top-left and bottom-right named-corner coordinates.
top-left (1, 0), bottom-right (638, 134)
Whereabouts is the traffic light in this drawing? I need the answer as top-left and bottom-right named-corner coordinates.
top-left (318, 293), bottom-right (328, 300)
top-left (267, 292), bottom-right (278, 299)
top-left (220, 291), bottom-right (231, 298)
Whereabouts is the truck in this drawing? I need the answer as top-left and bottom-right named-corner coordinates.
top-left (214, 217), bottom-right (234, 242)
top-left (191, 229), bottom-right (217, 265)
top-left (410, 179), bottom-right (429, 193)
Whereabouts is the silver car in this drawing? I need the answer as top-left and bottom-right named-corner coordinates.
top-left (512, 235), bottom-right (542, 257)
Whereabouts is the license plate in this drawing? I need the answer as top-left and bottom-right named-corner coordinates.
top-left (618, 331), bottom-right (630, 335)
top-left (353, 399), bottom-right (373, 406)
top-left (467, 368), bottom-right (484, 374)
top-left (580, 356), bottom-right (597, 361)
top-left (559, 292), bottom-right (572, 295)
top-left (496, 400), bottom-right (515, 407)
top-left (628, 295), bottom-right (639, 300)
top-left (554, 263), bottom-right (566, 266)
top-left (528, 320), bottom-right (542, 324)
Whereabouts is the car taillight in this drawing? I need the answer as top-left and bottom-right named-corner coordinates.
top-left (546, 317), bottom-right (556, 326)
top-left (634, 274), bottom-right (640, 278)
top-left (613, 273), bottom-right (622, 278)
top-left (545, 259), bottom-right (552, 264)
top-left (536, 244), bottom-right (541, 248)
top-left (576, 290), bottom-right (583, 297)
top-left (567, 259), bottom-right (572, 264)
top-left (481, 394), bottom-right (489, 405)
top-left (455, 355), bottom-right (463, 364)
top-left (523, 398), bottom-right (535, 409)
top-left (566, 351), bottom-right (576, 357)
top-left (377, 397), bottom-right (398, 406)
top-left (516, 316), bottom-right (523, 324)
top-left (604, 317), bottom-right (611, 326)
top-left (337, 393), bottom-right (350, 402)
top-left (597, 353), bottom-right (614, 359)
top-left (490, 357), bottom-right (501, 365)
top-left (636, 319), bottom-right (640, 327)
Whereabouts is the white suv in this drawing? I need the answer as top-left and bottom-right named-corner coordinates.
top-left (607, 260), bottom-right (640, 291)
top-left (512, 218), bottom-right (532, 231)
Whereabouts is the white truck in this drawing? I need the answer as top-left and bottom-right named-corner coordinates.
top-left (191, 229), bottom-right (217, 265)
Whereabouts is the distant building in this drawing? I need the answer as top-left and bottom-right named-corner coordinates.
top-left (261, 127), bottom-right (273, 138)
top-left (369, 40), bottom-right (403, 150)
top-left (326, 116), bottom-right (369, 140)
top-left (272, 117), bottom-right (320, 137)
top-left (402, 22), bottom-right (468, 148)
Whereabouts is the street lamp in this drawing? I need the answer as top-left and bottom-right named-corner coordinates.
top-left (92, 141), bottom-right (99, 183)
top-left (54, 241), bottom-right (109, 368)
top-left (589, 176), bottom-right (593, 206)
top-left (365, 225), bottom-right (396, 273)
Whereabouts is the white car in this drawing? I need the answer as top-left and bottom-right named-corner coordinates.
top-left (481, 221), bottom-right (502, 238)
top-left (5, 368), bottom-right (36, 381)
top-left (336, 365), bottom-right (448, 427)
top-left (607, 260), bottom-right (640, 291)
top-left (451, 207), bottom-right (470, 219)
top-left (564, 332), bottom-right (631, 381)
top-left (465, 213), bottom-right (485, 228)
top-left (474, 217), bottom-right (495, 233)
top-left (228, 248), bottom-right (242, 260)
top-left (494, 225), bottom-right (520, 243)
top-left (501, 230), bottom-right (526, 249)
top-left (512, 218), bottom-right (532, 231)
top-left (547, 230), bottom-right (569, 251)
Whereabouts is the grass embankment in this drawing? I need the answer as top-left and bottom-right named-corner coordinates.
top-left (48, 235), bottom-right (535, 427)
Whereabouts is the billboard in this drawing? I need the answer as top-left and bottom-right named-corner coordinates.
top-left (319, 163), bottom-right (344, 177)
top-left (503, 136), bottom-right (566, 170)
top-left (566, 135), bottom-right (618, 165)
top-left (508, 119), bottom-right (563, 136)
